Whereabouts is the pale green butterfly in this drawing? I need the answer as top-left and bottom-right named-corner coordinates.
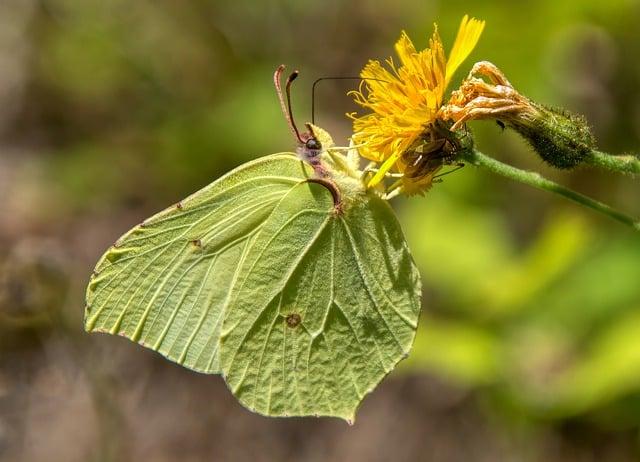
top-left (84, 65), bottom-right (421, 422)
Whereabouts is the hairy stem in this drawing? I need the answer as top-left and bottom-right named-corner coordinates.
top-left (584, 150), bottom-right (640, 175)
top-left (462, 149), bottom-right (640, 231)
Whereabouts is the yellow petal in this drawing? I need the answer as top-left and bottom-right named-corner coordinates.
top-left (367, 135), bottom-right (417, 187)
top-left (445, 15), bottom-right (485, 87)
top-left (368, 151), bottom-right (401, 187)
top-left (394, 31), bottom-right (418, 68)
top-left (428, 26), bottom-right (447, 105)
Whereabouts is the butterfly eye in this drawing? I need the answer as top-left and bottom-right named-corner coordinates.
top-left (305, 138), bottom-right (322, 150)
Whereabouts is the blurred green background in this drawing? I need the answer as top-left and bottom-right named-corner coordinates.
top-left (1, 0), bottom-right (640, 461)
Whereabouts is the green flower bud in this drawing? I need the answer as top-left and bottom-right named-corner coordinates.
top-left (508, 104), bottom-right (595, 169)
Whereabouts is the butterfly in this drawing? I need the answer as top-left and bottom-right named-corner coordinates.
top-left (84, 65), bottom-right (421, 422)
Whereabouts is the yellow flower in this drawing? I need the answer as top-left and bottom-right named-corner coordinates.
top-left (349, 15), bottom-right (485, 192)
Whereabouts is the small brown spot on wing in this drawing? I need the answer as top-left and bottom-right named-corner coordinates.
top-left (286, 313), bottom-right (301, 328)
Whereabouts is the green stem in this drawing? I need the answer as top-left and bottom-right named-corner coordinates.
top-left (584, 150), bottom-right (640, 175)
top-left (462, 149), bottom-right (640, 231)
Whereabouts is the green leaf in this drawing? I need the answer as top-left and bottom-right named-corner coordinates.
top-left (85, 153), bottom-right (421, 421)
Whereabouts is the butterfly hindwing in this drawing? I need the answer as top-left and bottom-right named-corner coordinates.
top-left (219, 180), bottom-right (421, 421)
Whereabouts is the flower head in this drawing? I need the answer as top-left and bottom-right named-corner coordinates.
top-left (349, 15), bottom-right (485, 193)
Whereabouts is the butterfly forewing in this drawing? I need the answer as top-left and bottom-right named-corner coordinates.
top-left (85, 153), bottom-right (312, 373)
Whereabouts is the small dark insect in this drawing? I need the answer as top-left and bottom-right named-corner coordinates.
top-left (401, 120), bottom-right (465, 180)
top-left (497, 120), bottom-right (506, 130)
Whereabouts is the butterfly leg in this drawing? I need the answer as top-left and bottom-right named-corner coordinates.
top-left (364, 167), bottom-right (404, 179)
top-left (382, 178), bottom-right (406, 200)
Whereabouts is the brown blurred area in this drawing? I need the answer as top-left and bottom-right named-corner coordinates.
top-left (2, 1), bottom-right (640, 461)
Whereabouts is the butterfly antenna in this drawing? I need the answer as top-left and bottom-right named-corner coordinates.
top-left (285, 70), bottom-right (305, 143)
top-left (274, 65), bottom-right (304, 144)
top-left (311, 77), bottom-right (390, 124)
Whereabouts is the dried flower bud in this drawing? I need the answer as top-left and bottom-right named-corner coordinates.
top-left (440, 61), bottom-right (596, 169)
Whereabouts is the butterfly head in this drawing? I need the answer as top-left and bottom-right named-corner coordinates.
top-left (298, 123), bottom-right (335, 159)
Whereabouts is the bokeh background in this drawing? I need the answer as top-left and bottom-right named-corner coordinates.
top-left (2, 0), bottom-right (640, 461)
